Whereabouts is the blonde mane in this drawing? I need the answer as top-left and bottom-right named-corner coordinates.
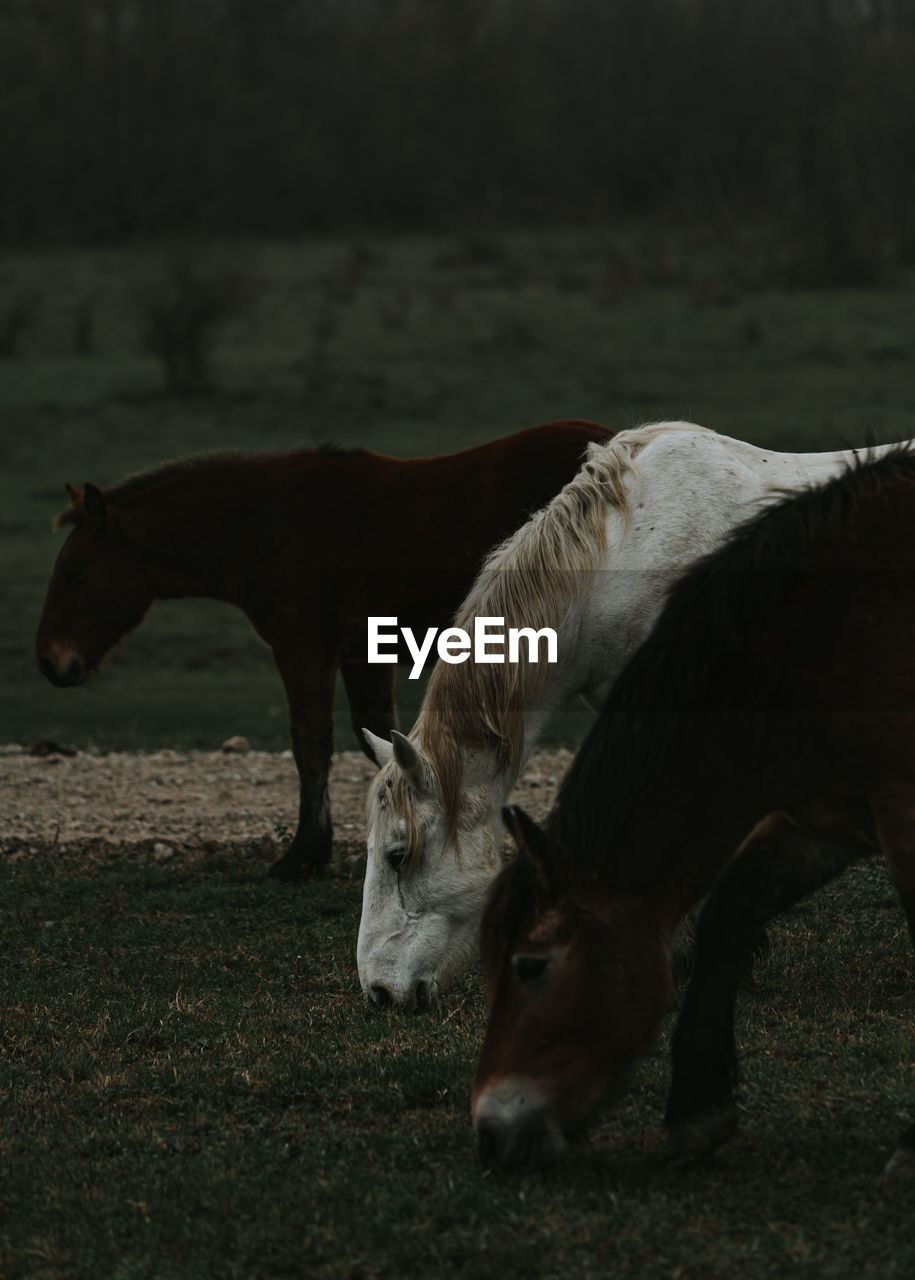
top-left (369, 423), bottom-right (692, 857)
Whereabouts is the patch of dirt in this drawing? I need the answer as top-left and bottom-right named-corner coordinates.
top-left (0, 744), bottom-right (572, 867)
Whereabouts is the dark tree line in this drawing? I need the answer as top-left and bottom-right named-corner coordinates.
top-left (4, 0), bottom-right (915, 278)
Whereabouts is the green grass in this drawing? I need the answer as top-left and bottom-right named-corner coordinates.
top-left (1, 850), bottom-right (912, 1279)
top-left (3, 229), bottom-right (915, 751)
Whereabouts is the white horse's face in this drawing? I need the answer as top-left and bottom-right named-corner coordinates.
top-left (358, 731), bottom-right (503, 1009)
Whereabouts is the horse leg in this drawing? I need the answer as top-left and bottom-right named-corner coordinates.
top-left (870, 779), bottom-right (915, 1178)
top-left (340, 660), bottom-right (397, 764)
top-left (268, 646), bottom-right (337, 881)
top-left (665, 811), bottom-right (870, 1162)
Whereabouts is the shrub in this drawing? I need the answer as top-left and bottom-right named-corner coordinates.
top-left (139, 261), bottom-right (252, 395)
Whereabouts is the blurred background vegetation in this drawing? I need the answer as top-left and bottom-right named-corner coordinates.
top-left (4, 0), bottom-right (915, 287)
top-left (3, 0), bottom-right (915, 752)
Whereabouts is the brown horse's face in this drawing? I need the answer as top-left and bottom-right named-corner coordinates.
top-left (471, 809), bottom-right (673, 1170)
top-left (36, 486), bottom-right (153, 687)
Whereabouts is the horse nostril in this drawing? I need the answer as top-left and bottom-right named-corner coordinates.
top-left (476, 1117), bottom-right (506, 1169)
top-left (414, 979), bottom-right (434, 1011)
top-left (370, 984), bottom-right (393, 1007)
top-left (39, 653), bottom-right (84, 688)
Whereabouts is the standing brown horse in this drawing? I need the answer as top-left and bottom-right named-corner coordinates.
top-left (473, 445), bottom-right (915, 1178)
top-left (35, 421), bottom-right (612, 879)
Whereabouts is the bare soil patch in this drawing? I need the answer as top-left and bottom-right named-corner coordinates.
top-left (0, 744), bottom-right (571, 866)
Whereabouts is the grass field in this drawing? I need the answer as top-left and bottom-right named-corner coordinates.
top-left (2, 845), bottom-right (912, 1279)
top-left (4, 229), bottom-right (915, 751)
top-left (2, 231), bottom-right (915, 1278)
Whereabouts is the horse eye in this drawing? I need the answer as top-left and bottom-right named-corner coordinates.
top-left (513, 954), bottom-right (550, 986)
top-left (386, 848), bottom-right (406, 873)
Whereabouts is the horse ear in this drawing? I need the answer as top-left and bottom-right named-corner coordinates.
top-left (53, 484), bottom-right (84, 530)
top-left (362, 728), bottom-right (394, 768)
top-left (83, 483), bottom-right (107, 534)
top-left (502, 805), bottom-right (568, 893)
top-left (390, 730), bottom-right (433, 794)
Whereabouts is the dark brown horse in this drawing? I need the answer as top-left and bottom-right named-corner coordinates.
top-left (35, 420), bottom-right (612, 879)
top-left (472, 446), bottom-right (915, 1178)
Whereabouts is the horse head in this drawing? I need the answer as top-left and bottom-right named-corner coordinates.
top-left (36, 483), bottom-right (154, 687)
top-left (358, 727), bottom-right (505, 1010)
top-left (471, 806), bottom-right (674, 1169)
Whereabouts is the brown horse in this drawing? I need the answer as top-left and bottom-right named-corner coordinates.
top-left (35, 420), bottom-right (612, 879)
top-left (472, 445), bottom-right (915, 1178)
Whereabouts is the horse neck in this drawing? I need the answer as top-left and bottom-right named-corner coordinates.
top-left (555, 706), bottom-right (773, 920)
top-left (513, 648), bottom-right (596, 774)
top-left (117, 461), bottom-right (267, 603)
top-left (489, 505), bottom-right (640, 782)
top-left (422, 598), bottom-right (601, 823)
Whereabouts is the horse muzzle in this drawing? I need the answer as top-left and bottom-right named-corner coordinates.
top-left (38, 651), bottom-right (88, 688)
top-left (366, 976), bottom-right (437, 1012)
top-left (473, 1078), bottom-right (569, 1170)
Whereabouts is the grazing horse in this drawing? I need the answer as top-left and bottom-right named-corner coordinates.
top-left (34, 421), bottom-right (613, 879)
top-left (360, 423), bottom-right (903, 1007)
top-left (472, 446), bottom-right (915, 1177)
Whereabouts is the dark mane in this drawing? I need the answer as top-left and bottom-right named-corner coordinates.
top-left (106, 443), bottom-right (370, 500)
top-left (311, 442), bottom-right (369, 457)
top-left (548, 443), bottom-right (915, 862)
top-left (108, 453), bottom-right (239, 502)
top-left (54, 443), bottom-right (370, 526)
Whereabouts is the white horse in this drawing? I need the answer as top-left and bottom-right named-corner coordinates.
top-left (359, 422), bottom-right (897, 1007)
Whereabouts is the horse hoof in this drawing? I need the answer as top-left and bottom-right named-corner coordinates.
top-left (267, 856), bottom-right (303, 881)
top-left (268, 851), bottom-right (330, 881)
top-left (666, 1104), bottom-right (740, 1167)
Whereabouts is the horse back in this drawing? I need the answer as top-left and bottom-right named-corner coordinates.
top-left (244, 420), bottom-right (613, 642)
